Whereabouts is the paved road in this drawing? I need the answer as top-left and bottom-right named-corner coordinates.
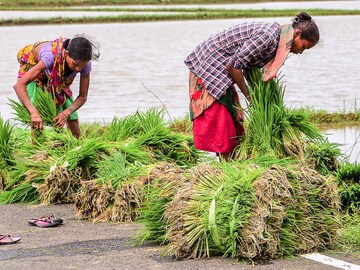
top-left (0, 204), bottom-right (359, 270)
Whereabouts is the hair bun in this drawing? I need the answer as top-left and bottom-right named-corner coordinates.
top-left (292, 16), bottom-right (300, 23)
top-left (293, 11), bottom-right (312, 23)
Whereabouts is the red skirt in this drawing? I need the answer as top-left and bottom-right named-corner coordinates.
top-left (193, 101), bottom-right (244, 154)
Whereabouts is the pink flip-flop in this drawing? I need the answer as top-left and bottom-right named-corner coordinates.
top-left (0, 234), bottom-right (21, 245)
top-left (28, 214), bottom-right (63, 228)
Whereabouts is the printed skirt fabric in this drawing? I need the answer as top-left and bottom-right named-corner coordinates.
top-left (189, 72), bottom-right (245, 153)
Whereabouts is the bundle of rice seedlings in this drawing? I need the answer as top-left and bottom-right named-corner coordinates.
top-left (105, 108), bottom-right (166, 142)
top-left (168, 114), bottom-right (192, 135)
top-left (105, 108), bottom-right (202, 166)
top-left (336, 162), bottom-right (360, 212)
top-left (239, 165), bottom-right (340, 259)
top-left (35, 166), bottom-right (83, 204)
top-left (0, 169), bottom-right (8, 190)
top-left (162, 158), bottom-right (340, 260)
top-left (164, 161), bottom-right (257, 259)
top-left (75, 150), bottom-right (150, 222)
top-left (80, 122), bottom-right (106, 139)
top-left (0, 115), bottom-right (15, 167)
top-left (1, 128), bottom-right (115, 204)
top-left (92, 153), bottom-right (150, 222)
top-left (105, 114), bottom-right (140, 142)
top-left (0, 158), bottom-right (52, 204)
top-left (235, 69), bottom-right (323, 160)
top-left (304, 140), bottom-right (342, 175)
top-left (138, 162), bottom-right (187, 244)
top-left (134, 127), bottom-right (200, 167)
top-left (75, 180), bottom-right (115, 221)
top-left (8, 89), bottom-right (57, 127)
top-left (64, 137), bottom-right (113, 171)
top-left (100, 175), bottom-right (147, 222)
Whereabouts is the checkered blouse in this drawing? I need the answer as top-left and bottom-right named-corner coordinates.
top-left (185, 22), bottom-right (281, 99)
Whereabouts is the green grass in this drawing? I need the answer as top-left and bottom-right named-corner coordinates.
top-left (0, 8), bottom-right (359, 26)
top-left (0, 0), bottom-right (336, 7)
top-left (337, 214), bottom-right (360, 256)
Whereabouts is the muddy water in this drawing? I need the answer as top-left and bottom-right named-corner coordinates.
top-left (0, 16), bottom-right (359, 161)
top-left (326, 126), bottom-right (360, 163)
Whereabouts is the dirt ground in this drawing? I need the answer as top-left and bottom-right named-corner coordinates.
top-left (0, 204), bottom-right (359, 270)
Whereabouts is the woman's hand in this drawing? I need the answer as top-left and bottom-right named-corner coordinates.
top-left (53, 111), bottom-right (70, 128)
top-left (30, 111), bottom-right (43, 131)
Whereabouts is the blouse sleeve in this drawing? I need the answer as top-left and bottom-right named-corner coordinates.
top-left (39, 43), bottom-right (55, 72)
top-left (80, 61), bottom-right (92, 75)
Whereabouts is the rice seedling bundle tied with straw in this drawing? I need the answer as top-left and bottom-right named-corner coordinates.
top-left (157, 159), bottom-right (340, 260)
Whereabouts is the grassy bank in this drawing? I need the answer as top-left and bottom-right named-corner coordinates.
top-left (0, 0), bottom-right (335, 7)
top-left (1, 8), bottom-right (359, 26)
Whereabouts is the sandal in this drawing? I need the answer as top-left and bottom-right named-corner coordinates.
top-left (0, 234), bottom-right (21, 245)
top-left (28, 214), bottom-right (63, 228)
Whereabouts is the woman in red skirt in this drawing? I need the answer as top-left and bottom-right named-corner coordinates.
top-left (185, 12), bottom-right (320, 160)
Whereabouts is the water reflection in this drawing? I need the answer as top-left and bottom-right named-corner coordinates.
top-left (325, 126), bottom-right (360, 163)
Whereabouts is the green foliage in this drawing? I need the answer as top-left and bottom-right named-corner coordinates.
top-left (338, 213), bottom-right (360, 255)
top-left (337, 162), bottom-right (360, 212)
top-left (173, 161), bottom-right (260, 258)
top-left (237, 69), bottom-right (323, 160)
top-left (96, 151), bottom-right (148, 190)
top-left (138, 182), bottom-right (173, 244)
top-left (337, 162), bottom-right (360, 184)
top-left (0, 115), bottom-right (15, 167)
top-left (8, 89), bottom-right (57, 127)
top-left (105, 108), bottom-right (201, 166)
top-left (305, 141), bottom-right (342, 175)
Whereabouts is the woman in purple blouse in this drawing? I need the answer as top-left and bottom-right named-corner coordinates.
top-left (14, 35), bottom-right (100, 138)
top-left (184, 12), bottom-right (320, 160)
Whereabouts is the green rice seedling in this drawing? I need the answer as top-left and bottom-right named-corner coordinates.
top-left (64, 137), bottom-right (113, 171)
top-left (134, 126), bottom-right (201, 167)
top-left (96, 151), bottom-right (148, 190)
top-left (336, 162), bottom-right (360, 212)
top-left (0, 115), bottom-right (15, 167)
top-left (117, 142), bottom-right (152, 164)
top-left (138, 162), bottom-right (186, 244)
top-left (80, 122), bottom-right (107, 139)
top-left (339, 184), bottom-right (360, 212)
top-left (0, 181), bottom-right (41, 204)
top-left (337, 162), bottom-right (360, 185)
top-left (236, 69), bottom-right (324, 160)
top-left (168, 114), bottom-right (192, 135)
top-left (136, 108), bottom-right (166, 132)
top-left (8, 126), bottom-right (31, 152)
top-left (162, 157), bottom-right (340, 260)
top-left (165, 161), bottom-right (261, 259)
top-left (8, 89), bottom-right (57, 127)
top-left (139, 183), bottom-right (170, 243)
top-left (105, 108), bottom-right (167, 142)
top-left (305, 140), bottom-right (342, 175)
top-left (337, 213), bottom-right (360, 255)
top-left (0, 156), bottom-right (52, 204)
top-left (105, 114), bottom-right (140, 142)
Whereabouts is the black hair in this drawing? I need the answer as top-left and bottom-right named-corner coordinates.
top-left (63, 34), bottom-right (100, 61)
top-left (292, 12), bottom-right (320, 44)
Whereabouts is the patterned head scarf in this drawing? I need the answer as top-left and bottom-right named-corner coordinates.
top-left (262, 24), bottom-right (294, 82)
